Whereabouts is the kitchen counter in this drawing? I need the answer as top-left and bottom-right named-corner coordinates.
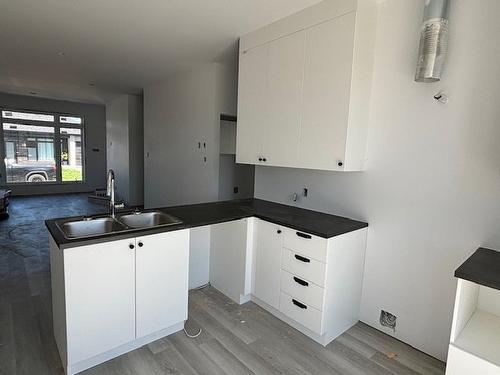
top-left (454, 247), bottom-right (500, 291)
top-left (46, 198), bottom-right (368, 249)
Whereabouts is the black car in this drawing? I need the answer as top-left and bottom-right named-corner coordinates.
top-left (5, 161), bottom-right (57, 183)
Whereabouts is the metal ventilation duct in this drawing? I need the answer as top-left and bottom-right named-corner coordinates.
top-left (415, 0), bottom-right (450, 82)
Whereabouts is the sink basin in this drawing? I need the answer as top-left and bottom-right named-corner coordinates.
top-left (58, 217), bottom-right (127, 239)
top-left (118, 211), bottom-right (182, 229)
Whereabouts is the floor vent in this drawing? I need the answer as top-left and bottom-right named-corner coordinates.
top-left (380, 310), bottom-right (397, 331)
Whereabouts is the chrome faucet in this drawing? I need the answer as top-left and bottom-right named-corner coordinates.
top-left (106, 169), bottom-right (124, 218)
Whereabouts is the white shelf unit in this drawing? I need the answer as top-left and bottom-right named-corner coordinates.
top-left (446, 279), bottom-right (500, 374)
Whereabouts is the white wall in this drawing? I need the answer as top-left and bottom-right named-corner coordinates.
top-left (143, 62), bottom-right (237, 208)
top-left (106, 96), bottom-right (130, 202)
top-left (106, 94), bottom-right (144, 206)
top-left (253, 0), bottom-right (500, 361)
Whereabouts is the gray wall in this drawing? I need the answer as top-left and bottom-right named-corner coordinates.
top-left (218, 154), bottom-right (254, 200)
top-left (128, 95), bottom-right (144, 207)
top-left (106, 94), bottom-right (144, 206)
top-left (143, 62), bottom-right (237, 208)
top-left (106, 96), bottom-right (130, 202)
top-left (0, 92), bottom-right (106, 195)
top-left (253, 0), bottom-right (500, 361)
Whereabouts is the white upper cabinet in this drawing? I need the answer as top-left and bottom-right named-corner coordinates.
top-left (236, 0), bottom-right (378, 171)
top-left (264, 31), bottom-right (305, 167)
top-left (236, 43), bottom-right (268, 164)
top-left (299, 14), bottom-right (355, 170)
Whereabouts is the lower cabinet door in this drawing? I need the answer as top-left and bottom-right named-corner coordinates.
top-left (210, 219), bottom-right (249, 304)
top-left (64, 238), bottom-right (136, 364)
top-left (253, 219), bottom-right (283, 309)
top-left (136, 230), bottom-right (190, 338)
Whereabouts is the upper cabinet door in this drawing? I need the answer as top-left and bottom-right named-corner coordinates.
top-left (263, 31), bottom-right (306, 167)
top-left (64, 239), bottom-right (136, 364)
top-left (135, 230), bottom-right (190, 338)
top-left (298, 14), bottom-right (356, 170)
top-left (236, 43), bottom-right (269, 165)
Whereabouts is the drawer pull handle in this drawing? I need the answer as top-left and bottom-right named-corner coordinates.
top-left (296, 232), bottom-right (312, 239)
top-left (292, 299), bottom-right (307, 309)
top-left (294, 254), bottom-right (310, 263)
top-left (293, 277), bottom-right (308, 287)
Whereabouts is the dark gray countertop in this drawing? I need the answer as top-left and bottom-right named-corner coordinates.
top-left (454, 248), bottom-right (500, 291)
top-left (46, 198), bottom-right (368, 249)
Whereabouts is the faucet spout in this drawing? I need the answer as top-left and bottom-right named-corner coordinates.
top-left (106, 169), bottom-right (117, 218)
top-left (106, 169), bottom-right (115, 196)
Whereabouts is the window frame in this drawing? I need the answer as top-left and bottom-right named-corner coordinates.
top-left (0, 108), bottom-right (86, 186)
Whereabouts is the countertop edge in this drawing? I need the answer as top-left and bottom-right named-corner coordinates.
top-left (454, 247), bottom-right (500, 291)
top-left (46, 198), bottom-right (369, 249)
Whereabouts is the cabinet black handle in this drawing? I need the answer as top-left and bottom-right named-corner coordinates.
top-left (292, 299), bottom-right (307, 309)
top-left (296, 232), bottom-right (312, 239)
top-left (294, 254), bottom-right (310, 263)
top-left (338, 161), bottom-right (343, 167)
top-left (263, 158), bottom-right (267, 162)
top-left (277, 229), bottom-right (282, 234)
top-left (129, 244), bottom-right (135, 249)
top-left (293, 277), bottom-right (308, 287)
top-left (138, 242), bottom-right (143, 247)
top-left (258, 157), bottom-right (263, 161)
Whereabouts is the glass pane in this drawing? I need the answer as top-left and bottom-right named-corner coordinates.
top-left (59, 116), bottom-right (82, 124)
top-left (2, 110), bottom-right (54, 122)
top-left (60, 127), bottom-right (83, 182)
top-left (3, 123), bottom-right (57, 183)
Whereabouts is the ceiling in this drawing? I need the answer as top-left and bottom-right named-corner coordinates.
top-left (0, 0), bottom-right (323, 104)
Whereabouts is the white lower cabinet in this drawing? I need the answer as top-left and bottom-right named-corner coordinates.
top-left (63, 238), bottom-right (136, 365)
top-left (281, 247), bottom-right (326, 287)
top-left (446, 277), bottom-right (500, 374)
top-left (50, 229), bottom-right (190, 375)
top-left (279, 292), bottom-right (324, 334)
top-left (136, 231), bottom-right (189, 338)
top-left (252, 219), bottom-right (283, 310)
top-left (251, 219), bottom-right (367, 347)
top-left (280, 270), bottom-right (324, 311)
top-left (209, 219), bottom-right (253, 304)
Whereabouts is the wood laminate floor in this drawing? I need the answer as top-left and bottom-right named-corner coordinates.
top-left (0, 194), bottom-right (446, 375)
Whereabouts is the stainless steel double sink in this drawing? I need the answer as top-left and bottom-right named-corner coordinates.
top-left (56, 211), bottom-right (182, 240)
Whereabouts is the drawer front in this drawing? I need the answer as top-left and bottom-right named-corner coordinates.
top-left (282, 248), bottom-right (326, 286)
top-left (280, 270), bottom-right (325, 311)
top-left (279, 292), bottom-right (323, 334)
top-left (283, 227), bottom-right (327, 263)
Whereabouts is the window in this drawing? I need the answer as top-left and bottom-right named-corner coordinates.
top-left (1, 110), bottom-right (85, 184)
top-left (2, 111), bottom-right (54, 122)
top-left (60, 116), bottom-right (82, 125)
top-left (60, 127), bottom-right (83, 182)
